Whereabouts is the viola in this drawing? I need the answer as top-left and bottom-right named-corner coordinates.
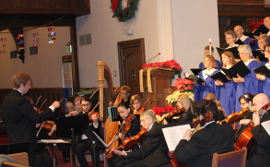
top-left (88, 111), bottom-right (104, 122)
top-left (220, 108), bottom-right (249, 124)
top-left (42, 120), bottom-right (55, 130)
top-left (133, 107), bottom-right (145, 115)
top-left (106, 128), bottom-right (147, 158)
top-left (234, 102), bottom-right (270, 153)
top-left (161, 106), bottom-right (185, 124)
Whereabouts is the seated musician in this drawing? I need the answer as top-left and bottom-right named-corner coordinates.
top-left (110, 85), bottom-right (132, 107)
top-left (130, 94), bottom-right (145, 118)
top-left (174, 99), bottom-right (234, 167)
top-left (65, 101), bottom-right (78, 117)
top-left (74, 96), bottom-right (82, 113)
top-left (107, 102), bottom-right (141, 167)
top-left (164, 94), bottom-right (194, 125)
top-left (240, 93), bottom-right (270, 167)
top-left (73, 97), bottom-right (103, 167)
top-left (112, 109), bottom-right (170, 167)
top-left (204, 93), bottom-right (226, 121)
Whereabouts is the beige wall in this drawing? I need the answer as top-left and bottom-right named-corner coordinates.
top-left (0, 27), bottom-right (70, 88)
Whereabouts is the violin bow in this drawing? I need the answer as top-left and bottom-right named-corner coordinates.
top-left (142, 97), bottom-right (150, 107)
top-left (89, 101), bottom-right (100, 114)
top-left (35, 96), bottom-right (41, 107)
top-left (38, 99), bottom-right (47, 111)
top-left (36, 121), bottom-right (45, 138)
top-left (89, 88), bottom-right (99, 99)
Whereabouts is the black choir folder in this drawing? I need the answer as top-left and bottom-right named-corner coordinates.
top-left (252, 50), bottom-right (268, 62)
top-left (235, 39), bottom-right (244, 45)
top-left (253, 24), bottom-right (269, 37)
top-left (210, 72), bottom-right (230, 83)
top-left (108, 107), bottom-right (120, 122)
top-left (216, 47), bottom-right (240, 60)
top-left (190, 68), bottom-right (203, 76)
top-left (185, 72), bottom-right (204, 84)
top-left (254, 65), bottom-right (270, 78)
top-left (221, 60), bottom-right (250, 79)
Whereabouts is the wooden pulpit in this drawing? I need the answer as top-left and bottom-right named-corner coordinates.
top-left (139, 68), bottom-right (174, 109)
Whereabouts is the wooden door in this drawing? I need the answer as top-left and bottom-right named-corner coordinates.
top-left (117, 38), bottom-right (145, 95)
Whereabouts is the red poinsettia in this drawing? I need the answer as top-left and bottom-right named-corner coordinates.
top-left (152, 105), bottom-right (176, 116)
top-left (172, 78), bottom-right (194, 92)
top-left (142, 59), bottom-right (182, 71)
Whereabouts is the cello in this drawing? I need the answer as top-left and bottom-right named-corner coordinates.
top-left (234, 103), bottom-right (270, 153)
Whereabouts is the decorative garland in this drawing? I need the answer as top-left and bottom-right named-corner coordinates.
top-left (110, 0), bottom-right (140, 22)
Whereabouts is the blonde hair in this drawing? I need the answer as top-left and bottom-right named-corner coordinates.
top-left (130, 94), bottom-right (142, 110)
top-left (177, 94), bottom-right (194, 114)
top-left (204, 55), bottom-right (217, 68)
top-left (204, 93), bottom-right (226, 117)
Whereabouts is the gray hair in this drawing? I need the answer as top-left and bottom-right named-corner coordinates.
top-left (238, 44), bottom-right (253, 57)
top-left (140, 109), bottom-right (157, 122)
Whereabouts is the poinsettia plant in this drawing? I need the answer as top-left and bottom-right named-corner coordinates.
top-left (142, 59), bottom-right (182, 76)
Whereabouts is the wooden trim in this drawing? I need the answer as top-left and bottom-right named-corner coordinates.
top-left (0, 88), bottom-right (64, 113)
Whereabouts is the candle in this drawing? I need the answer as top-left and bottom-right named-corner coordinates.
top-left (209, 39), bottom-right (212, 55)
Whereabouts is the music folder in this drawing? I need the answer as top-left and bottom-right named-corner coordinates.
top-left (252, 50), bottom-right (268, 62)
top-left (190, 68), bottom-right (203, 76)
top-left (221, 60), bottom-right (250, 79)
top-left (254, 65), bottom-right (270, 78)
top-left (210, 72), bottom-right (230, 83)
top-left (185, 73), bottom-right (204, 84)
top-left (253, 24), bottom-right (269, 37)
top-left (216, 47), bottom-right (240, 60)
top-left (108, 107), bottom-right (120, 122)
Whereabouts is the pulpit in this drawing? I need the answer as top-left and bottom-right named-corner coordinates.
top-left (140, 68), bottom-right (174, 109)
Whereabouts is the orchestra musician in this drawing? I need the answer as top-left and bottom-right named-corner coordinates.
top-left (214, 51), bottom-right (236, 116)
top-left (240, 93), bottom-right (270, 167)
top-left (233, 44), bottom-right (260, 112)
top-left (174, 99), bottom-right (234, 167)
top-left (2, 72), bottom-right (60, 167)
top-left (110, 85), bottom-right (131, 107)
top-left (256, 43), bottom-right (270, 99)
top-left (204, 93), bottom-right (226, 121)
top-left (112, 110), bottom-right (170, 167)
top-left (73, 97), bottom-right (103, 167)
top-left (107, 102), bottom-right (141, 167)
top-left (130, 94), bottom-right (145, 118)
top-left (74, 96), bottom-right (82, 113)
top-left (164, 94), bottom-right (194, 125)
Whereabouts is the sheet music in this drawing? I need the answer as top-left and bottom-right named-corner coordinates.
top-left (162, 124), bottom-right (191, 151)
top-left (91, 130), bottom-right (109, 148)
top-left (262, 120), bottom-right (270, 136)
top-left (38, 139), bottom-right (69, 143)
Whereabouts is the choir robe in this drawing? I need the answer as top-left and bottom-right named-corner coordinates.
top-left (216, 68), bottom-right (237, 116)
top-left (260, 63), bottom-right (270, 99)
top-left (199, 60), bottom-right (222, 69)
top-left (194, 69), bottom-right (218, 102)
top-left (240, 35), bottom-right (251, 45)
top-left (235, 59), bottom-right (260, 112)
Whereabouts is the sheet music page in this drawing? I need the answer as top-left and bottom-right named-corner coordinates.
top-left (39, 139), bottom-right (69, 143)
top-left (261, 120), bottom-right (270, 136)
top-left (162, 124), bottom-right (191, 151)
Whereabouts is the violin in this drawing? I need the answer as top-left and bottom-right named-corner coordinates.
top-left (87, 101), bottom-right (104, 122)
top-left (42, 120), bottom-right (55, 130)
top-left (219, 108), bottom-right (249, 124)
top-left (161, 106), bottom-right (185, 124)
top-left (133, 107), bottom-right (145, 115)
top-left (106, 128), bottom-right (147, 158)
top-left (234, 103), bottom-right (270, 153)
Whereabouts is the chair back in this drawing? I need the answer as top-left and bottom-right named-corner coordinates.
top-left (212, 147), bottom-right (247, 167)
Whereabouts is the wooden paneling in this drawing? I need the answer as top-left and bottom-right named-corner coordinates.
top-left (0, 0), bottom-right (90, 14)
top-left (0, 88), bottom-right (64, 113)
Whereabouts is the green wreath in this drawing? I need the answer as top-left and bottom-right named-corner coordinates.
top-left (110, 0), bottom-right (140, 22)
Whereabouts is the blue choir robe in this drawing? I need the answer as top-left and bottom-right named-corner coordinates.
top-left (251, 39), bottom-right (259, 51)
top-left (215, 68), bottom-right (237, 116)
top-left (260, 63), bottom-right (270, 99)
top-left (199, 60), bottom-right (222, 69)
top-left (235, 59), bottom-right (260, 112)
top-left (237, 35), bottom-right (250, 45)
top-left (194, 68), bottom-right (218, 102)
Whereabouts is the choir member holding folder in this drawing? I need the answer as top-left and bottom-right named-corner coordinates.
top-left (198, 46), bottom-right (222, 69)
top-left (255, 44), bottom-right (270, 99)
top-left (232, 45), bottom-right (260, 112)
top-left (256, 34), bottom-right (269, 64)
top-left (194, 55), bottom-right (218, 102)
top-left (213, 51), bottom-right (237, 116)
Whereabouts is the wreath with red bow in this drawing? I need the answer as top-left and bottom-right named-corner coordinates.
top-left (110, 0), bottom-right (140, 22)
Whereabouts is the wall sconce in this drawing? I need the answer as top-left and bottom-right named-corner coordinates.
top-left (124, 27), bottom-right (133, 36)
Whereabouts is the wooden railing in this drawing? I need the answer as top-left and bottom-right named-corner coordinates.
top-left (218, 0), bottom-right (264, 3)
top-left (0, 0), bottom-right (90, 14)
top-left (0, 88), bottom-right (64, 113)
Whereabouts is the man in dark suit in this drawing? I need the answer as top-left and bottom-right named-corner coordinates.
top-left (174, 99), bottom-right (234, 167)
top-left (246, 93), bottom-right (270, 167)
top-left (2, 72), bottom-right (60, 167)
top-left (112, 109), bottom-right (170, 167)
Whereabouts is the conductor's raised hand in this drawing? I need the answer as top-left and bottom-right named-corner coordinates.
top-left (51, 101), bottom-right (60, 109)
